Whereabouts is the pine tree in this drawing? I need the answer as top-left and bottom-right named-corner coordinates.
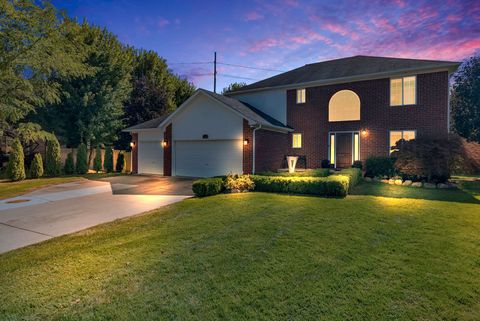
top-left (93, 145), bottom-right (102, 173)
top-left (104, 146), bottom-right (114, 172)
top-left (45, 136), bottom-right (61, 176)
top-left (75, 143), bottom-right (88, 174)
top-left (115, 152), bottom-right (126, 172)
top-left (7, 138), bottom-right (26, 181)
top-left (29, 153), bottom-right (44, 179)
top-left (64, 152), bottom-right (75, 175)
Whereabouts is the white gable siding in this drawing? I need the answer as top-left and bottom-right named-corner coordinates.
top-left (172, 94), bottom-right (243, 141)
top-left (229, 89), bottom-right (286, 125)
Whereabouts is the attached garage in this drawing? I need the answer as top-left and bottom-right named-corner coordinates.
top-left (137, 130), bottom-right (164, 174)
top-left (174, 140), bottom-right (243, 177)
top-left (138, 141), bottom-right (163, 174)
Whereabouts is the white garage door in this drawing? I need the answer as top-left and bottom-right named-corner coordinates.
top-left (175, 140), bottom-right (243, 177)
top-left (138, 141), bottom-right (163, 174)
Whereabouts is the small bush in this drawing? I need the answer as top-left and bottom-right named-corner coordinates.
top-left (394, 138), bottom-right (453, 183)
top-left (116, 152), bottom-right (126, 172)
top-left (331, 168), bottom-right (362, 191)
top-left (257, 168), bottom-right (330, 177)
top-left (29, 153), bottom-right (44, 179)
top-left (365, 157), bottom-right (396, 178)
top-left (45, 136), bottom-right (61, 177)
top-left (192, 177), bottom-right (224, 197)
top-left (64, 152), bottom-right (75, 175)
top-left (225, 174), bottom-right (255, 192)
top-left (76, 143), bottom-right (88, 174)
top-left (352, 160), bottom-right (363, 170)
top-left (251, 175), bottom-right (349, 197)
top-left (7, 138), bottom-right (25, 181)
top-left (93, 145), bottom-right (102, 173)
top-left (104, 146), bottom-right (114, 173)
top-left (321, 159), bottom-right (331, 168)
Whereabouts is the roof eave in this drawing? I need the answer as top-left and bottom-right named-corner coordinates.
top-left (227, 63), bottom-right (461, 95)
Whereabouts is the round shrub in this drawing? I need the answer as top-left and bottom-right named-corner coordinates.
top-left (29, 153), bottom-right (44, 179)
top-left (45, 136), bottom-right (61, 177)
top-left (104, 146), bottom-right (114, 173)
top-left (192, 178), bottom-right (224, 197)
top-left (365, 156), bottom-right (396, 178)
top-left (75, 143), bottom-right (88, 174)
top-left (321, 159), bottom-right (331, 168)
top-left (64, 152), bottom-right (75, 175)
top-left (225, 174), bottom-right (254, 192)
top-left (115, 152), bottom-right (126, 172)
top-left (7, 138), bottom-right (26, 181)
top-left (93, 145), bottom-right (102, 173)
top-left (352, 160), bottom-right (363, 170)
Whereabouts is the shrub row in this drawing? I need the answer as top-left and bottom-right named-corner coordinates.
top-left (257, 168), bottom-right (330, 177)
top-left (251, 175), bottom-right (349, 197)
top-left (330, 168), bottom-right (363, 191)
top-left (192, 177), bottom-right (224, 197)
top-left (365, 156), bottom-right (397, 178)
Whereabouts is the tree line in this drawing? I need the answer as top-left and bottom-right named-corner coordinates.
top-left (1, 0), bottom-right (195, 170)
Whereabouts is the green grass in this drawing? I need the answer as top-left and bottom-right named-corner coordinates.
top-left (1, 190), bottom-right (480, 320)
top-left (351, 181), bottom-right (480, 204)
top-left (0, 172), bottom-right (126, 200)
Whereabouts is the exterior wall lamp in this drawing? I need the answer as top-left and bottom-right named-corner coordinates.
top-left (243, 139), bottom-right (249, 146)
top-left (130, 141), bottom-right (135, 148)
top-left (361, 129), bottom-right (368, 137)
top-left (161, 139), bottom-right (168, 148)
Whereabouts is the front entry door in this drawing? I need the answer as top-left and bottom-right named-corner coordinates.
top-left (335, 133), bottom-right (353, 168)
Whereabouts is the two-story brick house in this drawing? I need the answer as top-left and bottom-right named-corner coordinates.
top-left (125, 55), bottom-right (459, 177)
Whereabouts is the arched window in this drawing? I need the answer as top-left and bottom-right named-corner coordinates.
top-left (328, 90), bottom-right (361, 122)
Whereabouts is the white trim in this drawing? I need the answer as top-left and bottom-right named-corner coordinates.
top-left (328, 130), bottom-right (360, 168)
top-left (390, 75), bottom-right (417, 107)
top-left (252, 125), bottom-right (262, 174)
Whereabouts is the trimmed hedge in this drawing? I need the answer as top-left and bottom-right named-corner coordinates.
top-left (257, 168), bottom-right (330, 177)
top-left (331, 168), bottom-right (362, 191)
top-left (29, 153), bottom-right (44, 179)
top-left (7, 138), bottom-right (25, 181)
top-left (192, 178), bottom-right (224, 197)
top-left (251, 175), bottom-right (349, 197)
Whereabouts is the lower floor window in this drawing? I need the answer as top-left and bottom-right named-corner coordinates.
top-left (389, 130), bottom-right (416, 153)
top-left (292, 133), bottom-right (302, 148)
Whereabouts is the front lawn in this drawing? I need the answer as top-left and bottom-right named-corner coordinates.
top-left (0, 173), bottom-right (126, 200)
top-left (1, 190), bottom-right (479, 320)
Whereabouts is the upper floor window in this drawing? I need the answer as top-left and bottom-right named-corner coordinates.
top-left (292, 133), bottom-right (302, 148)
top-left (389, 130), bottom-right (416, 153)
top-left (390, 76), bottom-right (416, 106)
top-left (296, 88), bottom-right (306, 104)
top-left (328, 90), bottom-right (361, 122)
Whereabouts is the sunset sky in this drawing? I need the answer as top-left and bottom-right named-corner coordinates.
top-left (52, 0), bottom-right (480, 91)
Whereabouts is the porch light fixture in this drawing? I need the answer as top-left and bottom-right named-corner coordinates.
top-left (361, 129), bottom-right (368, 137)
top-left (243, 139), bottom-right (249, 145)
top-left (161, 139), bottom-right (168, 148)
top-left (130, 141), bottom-right (135, 147)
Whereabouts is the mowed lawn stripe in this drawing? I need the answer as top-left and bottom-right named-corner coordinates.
top-left (0, 192), bottom-right (479, 320)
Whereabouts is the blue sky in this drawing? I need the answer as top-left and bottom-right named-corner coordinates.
top-left (53, 0), bottom-right (480, 91)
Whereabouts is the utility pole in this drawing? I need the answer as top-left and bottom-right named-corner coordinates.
top-left (213, 51), bottom-right (217, 93)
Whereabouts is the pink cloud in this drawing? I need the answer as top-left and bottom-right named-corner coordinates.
top-left (283, 0), bottom-right (299, 6)
top-left (322, 22), bottom-right (359, 40)
top-left (248, 37), bottom-right (281, 52)
top-left (371, 17), bottom-right (396, 33)
top-left (157, 18), bottom-right (170, 28)
top-left (244, 11), bottom-right (264, 21)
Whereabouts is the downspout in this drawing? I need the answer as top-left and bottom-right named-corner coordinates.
top-left (252, 124), bottom-right (262, 174)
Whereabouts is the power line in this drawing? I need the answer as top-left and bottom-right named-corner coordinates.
top-left (218, 73), bottom-right (259, 81)
top-left (217, 62), bottom-right (285, 73)
top-left (168, 61), bottom-right (212, 65)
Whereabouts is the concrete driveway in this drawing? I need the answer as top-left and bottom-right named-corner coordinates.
top-left (0, 176), bottom-right (194, 254)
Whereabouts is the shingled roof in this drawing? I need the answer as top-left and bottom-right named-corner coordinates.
top-left (124, 89), bottom-right (292, 132)
top-left (228, 55), bottom-right (460, 94)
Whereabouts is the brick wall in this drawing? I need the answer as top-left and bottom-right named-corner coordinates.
top-left (164, 124), bottom-right (172, 176)
top-left (254, 129), bottom-right (288, 173)
top-left (131, 133), bottom-right (138, 173)
top-left (286, 71), bottom-right (449, 168)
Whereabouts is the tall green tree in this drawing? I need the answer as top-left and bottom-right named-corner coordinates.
top-left (44, 135), bottom-right (61, 176)
top-left (38, 22), bottom-right (133, 159)
top-left (118, 50), bottom-right (195, 149)
top-left (0, 0), bottom-right (89, 137)
top-left (451, 55), bottom-right (480, 143)
top-left (75, 143), bottom-right (88, 174)
top-left (93, 145), bottom-right (102, 173)
top-left (103, 145), bottom-right (113, 173)
top-left (222, 82), bottom-right (247, 94)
